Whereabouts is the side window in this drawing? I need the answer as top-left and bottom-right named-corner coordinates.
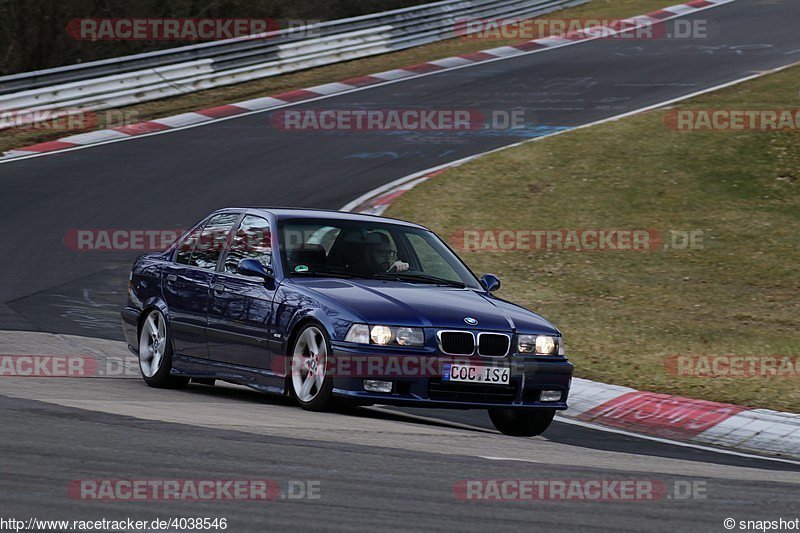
top-left (175, 226), bottom-right (202, 265)
top-left (189, 213), bottom-right (240, 270)
top-left (406, 233), bottom-right (460, 281)
top-left (307, 226), bottom-right (341, 255)
top-left (224, 215), bottom-right (272, 274)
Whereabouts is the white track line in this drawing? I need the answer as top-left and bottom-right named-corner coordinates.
top-left (480, 456), bottom-right (541, 463)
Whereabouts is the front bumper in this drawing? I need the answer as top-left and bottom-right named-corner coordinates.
top-left (329, 342), bottom-right (573, 410)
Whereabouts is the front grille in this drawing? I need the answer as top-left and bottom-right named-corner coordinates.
top-left (428, 379), bottom-right (517, 404)
top-left (439, 331), bottom-right (474, 355)
top-left (478, 333), bottom-right (510, 356)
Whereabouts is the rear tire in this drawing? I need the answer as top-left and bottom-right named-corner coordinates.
top-left (488, 408), bottom-right (555, 437)
top-left (290, 324), bottom-right (336, 411)
top-left (138, 309), bottom-right (189, 389)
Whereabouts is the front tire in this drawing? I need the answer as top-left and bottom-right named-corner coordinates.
top-left (290, 324), bottom-right (336, 411)
top-left (488, 408), bottom-right (555, 437)
top-left (138, 309), bottom-right (189, 389)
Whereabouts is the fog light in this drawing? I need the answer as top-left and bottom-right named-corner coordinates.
top-left (540, 390), bottom-right (562, 402)
top-left (364, 380), bottom-right (393, 393)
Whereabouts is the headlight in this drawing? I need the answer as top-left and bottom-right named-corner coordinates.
top-left (517, 334), bottom-right (560, 355)
top-left (396, 327), bottom-right (425, 346)
top-left (344, 324), bottom-right (370, 344)
top-left (344, 324), bottom-right (424, 347)
top-left (370, 325), bottom-right (393, 345)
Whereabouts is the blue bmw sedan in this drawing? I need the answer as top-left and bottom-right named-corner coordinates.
top-left (121, 208), bottom-right (572, 436)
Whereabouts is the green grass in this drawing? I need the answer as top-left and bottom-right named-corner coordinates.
top-left (1, 0), bottom-right (673, 154)
top-left (386, 63), bottom-right (800, 412)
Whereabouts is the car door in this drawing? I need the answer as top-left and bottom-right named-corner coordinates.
top-left (162, 212), bottom-right (240, 359)
top-left (207, 214), bottom-right (278, 371)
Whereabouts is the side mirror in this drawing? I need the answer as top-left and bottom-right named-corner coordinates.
top-left (237, 258), bottom-right (272, 279)
top-left (480, 273), bottom-right (501, 292)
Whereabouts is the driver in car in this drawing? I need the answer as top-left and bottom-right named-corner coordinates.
top-left (370, 233), bottom-right (410, 273)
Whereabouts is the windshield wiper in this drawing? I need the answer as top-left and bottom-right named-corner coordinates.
top-left (373, 272), bottom-right (466, 288)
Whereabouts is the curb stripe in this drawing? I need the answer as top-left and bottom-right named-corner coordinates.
top-left (512, 41), bottom-right (547, 52)
top-left (402, 62), bottom-right (445, 74)
top-left (196, 104), bottom-right (248, 118)
top-left (428, 57), bottom-right (474, 68)
top-left (149, 112), bottom-right (211, 128)
top-left (458, 51), bottom-right (497, 62)
top-left (21, 141), bottom-right (78, 153)
top-left (370, 69), bottom-right (417, 81)
top-left (647, 9), bottom-right (678, 19)
top-left (306, 82), bottom-right (357, 95)
top-left (235, 96), bottom-right (287, 111)
top-left (340, 75), bottom-right (384, 87)
top-left (113, 121), bottom-right (171, 135)
top-left (270, 89), bottom-right (318, 103)
top-left (60, 130), bottom-right (130, 145)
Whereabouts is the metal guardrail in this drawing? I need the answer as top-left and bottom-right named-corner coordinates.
top-left (0, 0), bottom-right (587, 117)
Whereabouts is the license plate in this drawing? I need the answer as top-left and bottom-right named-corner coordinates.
top-left (443, 363), bottom-right (510, 385)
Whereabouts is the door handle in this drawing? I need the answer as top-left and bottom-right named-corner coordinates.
top-left (166, 274), bottom-right (177, 283)
top-left (213, 283), bottom-right (225, 294)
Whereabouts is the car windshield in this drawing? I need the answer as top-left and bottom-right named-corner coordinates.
top-left (279, 218), bottom-right (481, 289)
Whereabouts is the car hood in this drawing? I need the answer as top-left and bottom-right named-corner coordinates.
top-left (288, 278), bottom-right (559, 334)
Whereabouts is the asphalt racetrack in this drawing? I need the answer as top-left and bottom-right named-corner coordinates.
top-left (0, 1), bottom-right (798, 530)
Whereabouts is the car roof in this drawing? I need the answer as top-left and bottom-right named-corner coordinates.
top-left (217, 207), bottom-right (428, 230)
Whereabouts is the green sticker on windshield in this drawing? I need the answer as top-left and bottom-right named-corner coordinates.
top-left (295, 265), bottom-right (309, 273)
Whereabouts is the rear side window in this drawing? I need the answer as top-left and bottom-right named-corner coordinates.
top-left (175, 213), bottom-right (239, 270)
top-left (224, 215), bottom-right (272, 273)
top-left (175, 226), bottom-right (202, 265)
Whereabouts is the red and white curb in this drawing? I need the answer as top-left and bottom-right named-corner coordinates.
top-left (566, 379), bottom-right (800, 458)
top-left (1, 0), bottom-right (735, 162)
